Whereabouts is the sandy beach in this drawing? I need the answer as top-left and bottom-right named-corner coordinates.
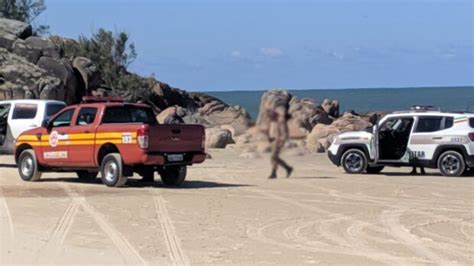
top-left (0, 149), bottom-right (472, 265)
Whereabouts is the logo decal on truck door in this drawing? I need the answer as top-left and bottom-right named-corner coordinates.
top-left (49, 131), bottom-right (59, 147)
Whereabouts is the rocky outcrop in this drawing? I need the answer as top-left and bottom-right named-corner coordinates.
top-left (0, 18), bottom-right (32, 50)
top-left (205, 128), bottom-right (234, 148)
top-left (72, 57), bottom-right (102, 92)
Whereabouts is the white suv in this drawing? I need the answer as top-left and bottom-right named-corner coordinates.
top-left (328, 107), bottom-right (474, 177)
top-left (0, 100), bottom-right (66, 154)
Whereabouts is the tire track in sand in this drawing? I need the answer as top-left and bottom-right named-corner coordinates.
top-left (0, 187), bottom-right (14, 264)
top-left (38, 198), bottom-right (81, 263)
top-left (380, 209), bottom-right (454, 265)
top-left (152, 192), bottom-right (189, 266)
top-left (61, 185), bottom-right (147, 265)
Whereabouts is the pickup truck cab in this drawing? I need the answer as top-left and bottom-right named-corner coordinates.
top-left (0, 100), bottom-right (65, 154)
top-left (328, 107), bottom-right (474, 177)
top-left (15, 98), bottom-right (206, 187)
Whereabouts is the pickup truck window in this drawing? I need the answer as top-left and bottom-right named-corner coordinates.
top-left (415, 116), bottom-right (453, 133)
top-left (76, 107), bottom-right (98, 125)
top-left (470, 118), bottom-right (474, 128)
top-left (102, 106), bottom-right (157, 125)
top-left (46, 104), bottom-right (65, 117)
top-left (51, 109), bottom-right (75, 128)
top-left (12, 104), bottom-right (38, 119)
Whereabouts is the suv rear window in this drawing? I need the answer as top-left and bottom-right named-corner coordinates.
top-left (415, 116), bottom-right (454, 133)
top-left (102, 106), bottom-right (157, 125)
top-left (470, 118), bottom-right (474, 128)
top-left (12, 104), bottom-right (38, 119)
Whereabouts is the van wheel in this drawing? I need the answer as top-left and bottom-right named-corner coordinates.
top-left (100, 153), bottom-right (127, 187)
top-left (341, 149), bottom-right (367, 174)
top-left (18, 149), bottom-right (42, 181)
top-left (438, 151), bottom-right (466, 177)
top-left (366, 166), bottom-right (385, 174)
top-left (76, 171), bottom-right (98, 180)
top-left (159, 166), bottom-right (187, 186)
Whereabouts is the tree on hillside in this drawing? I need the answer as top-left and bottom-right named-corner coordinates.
top-left (0, 0), bottom-right (49, 35)
top-left (66, 28), bottom-right (152, 101)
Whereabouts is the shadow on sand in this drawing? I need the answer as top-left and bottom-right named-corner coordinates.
top-left (37, 177), bottom-right (251, 189)
top-left (0, 163), bottom-right (17, 168)
top-left (290, 176), bottom-right (335, 179)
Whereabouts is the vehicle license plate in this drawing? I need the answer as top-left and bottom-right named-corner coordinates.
top-left (167, 154), bottom-right (184, 162)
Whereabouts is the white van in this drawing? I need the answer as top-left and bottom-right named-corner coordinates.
top-left (0, 100), bottom-right (66, 154)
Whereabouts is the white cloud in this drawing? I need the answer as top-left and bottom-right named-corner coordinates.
top-left (230, 50), bottom-right (241, 57)
top-left (260, 47), bottom-right (283, 57)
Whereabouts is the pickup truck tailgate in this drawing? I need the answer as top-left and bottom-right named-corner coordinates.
top-left (148, 124), bottom-right (204, 152)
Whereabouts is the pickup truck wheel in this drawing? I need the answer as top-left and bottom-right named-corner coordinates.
top-left (341, 149), bottom-right (367, 174)
top-left (438, 151), bottom-right (466, 177)
top-left (366, 166), bottom-right (384, 174)
top-left (76, 171), bottom-right (98, 180)
top-left (159, 166), bottom-right (187, 186)
top-left (18, 149), bottom-right (42, 181)
top-left (100, 153), bottom-right (127, 187)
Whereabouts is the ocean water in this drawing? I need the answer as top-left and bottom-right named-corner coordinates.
top-left (206, 87), bottom-right (474, 121)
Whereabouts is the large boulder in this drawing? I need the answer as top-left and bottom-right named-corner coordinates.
top-left (11, 39), bottom-right (41, 63)
top-left (0, 48), bottom-right (63, 101)
top-left (332, 112), bottom-right (372, 132)
top-left (37, 57), bottom-right (79, 104)
top-left (24, 36), bottom-right (62, 59)
top-left (0, 31), bottom-right (18, 50)
top-left (72, 57), bottom-right (102, 92)
top-left (0, 18), bottom-right (32, 39)
top-left (205, 128), bottom-right (234, 148)
top-left (321, 99), bottom-right (340, 118)
top-left (306, 124), bottom-right (340, 152)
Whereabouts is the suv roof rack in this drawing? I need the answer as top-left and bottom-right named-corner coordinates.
top-left (82, 96), bottom-right (124, 103)
top-left (392, 105), bottom-right (441, 114)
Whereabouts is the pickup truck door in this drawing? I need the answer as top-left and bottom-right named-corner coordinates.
top-left (41, 108), bottom-right (76, 167)
top-left (66, 107), bottom-right (98, 166)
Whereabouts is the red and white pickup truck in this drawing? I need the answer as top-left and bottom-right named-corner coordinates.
top-left (14, 98), bottom-right (206, 187)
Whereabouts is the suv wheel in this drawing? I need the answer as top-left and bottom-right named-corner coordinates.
top-left (100, 153), bottom-right (127, 187)
top-left (438, 150), bottom-right (466, 177)
top-left (18, 149), bottom-right (42, 181)
top-left (341, 149), bottom-right (367, 174)
top-left (76, 171), bottom-right (98, 180)
top-left (366, 166), bottom-right (385, 174)
top-left (159, 166), bottom-right (187, 186)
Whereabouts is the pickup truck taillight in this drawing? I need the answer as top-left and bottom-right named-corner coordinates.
top-left (137, 128), bottom-right (149, 149)
top-left (469, 133), bottom-right (474, 142)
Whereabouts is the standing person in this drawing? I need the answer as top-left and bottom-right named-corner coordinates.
top-left (163, 106), bottom-right (184, 124)
top-left (264, 108), bottom-right (293, 179)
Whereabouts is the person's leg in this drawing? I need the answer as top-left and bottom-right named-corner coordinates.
top-left (411, 167), bottom-right (417, 175)
top-left (420, 166), bottom-right (426, 174)
top-left (269, 145), bottom-right (279, 179)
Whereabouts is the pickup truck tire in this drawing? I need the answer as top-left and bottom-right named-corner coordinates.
top-left (100, 153), bottom-right (127, 187)
top-left (76, 171), bottom-right (98, 180)
top-left (438, 150), bottom-right (466, 177)
top-left (366, 166), bottom-right (385, 174)
top-left (159, 166), bottom-right (187, 186)
top-left (341, 149), bottom-right (367, 174)
top-left (18, 149), bottom-right (42, 181)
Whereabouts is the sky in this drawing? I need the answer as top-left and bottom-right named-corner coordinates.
top-left (37, 0), bottom-right (473, 91)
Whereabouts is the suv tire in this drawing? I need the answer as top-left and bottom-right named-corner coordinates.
top-left (100, 153), bottom-right (127, 187)
top-left (438, 150), bottom-right (466, 177)
top-left (18, 149), bottom-right (42, 181)
top-left (366, 166), bottom-right (385, 174)
top-left (76, 171), bottom-right (98, 180)
top-left (341, 149), bottom-right (368, 174)
top-left (159, 166), bottom-right (187, 186)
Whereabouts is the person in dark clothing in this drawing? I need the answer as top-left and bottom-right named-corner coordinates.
top-left (411, 166), bottom-right (426, 175)
top-left (163, 107), bottom-right (184, 124)
top-left (264, 108), bottom-right (293, 179)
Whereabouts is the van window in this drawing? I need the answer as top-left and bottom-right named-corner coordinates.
top-left (76, 108), bottom-right (98, 125)
top-left (12, 104), bottom-right (38, 119)
top-left (415, 116), bottom-right (454, 133)
top-left (46, 103), bottom-right (65, 117)
top-left (51, 109), bottom-right (75, 128)
top-left (102, 106), bottom-right (157, 125)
